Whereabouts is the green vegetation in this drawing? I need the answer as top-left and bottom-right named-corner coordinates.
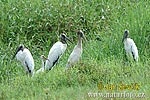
top-left (0, 0), bottom-right (150, 99)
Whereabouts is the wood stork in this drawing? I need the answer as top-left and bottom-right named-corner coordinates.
top-left (66, 30), bottom-right (86, 68)
top-left (122, 30), bottom-right (138, 62)
top-left (44, 34), bottom-right (72, 70)
top-left (36, 55), bottom-right (50, 74)
top-left (13, 44), bottom-right (34, 76)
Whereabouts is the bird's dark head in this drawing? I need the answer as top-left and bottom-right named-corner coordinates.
top-left (19, 44), bottom-right (24, 51)
top-left (12, 44), bottom-right (24, 59)
top-left (60, 34), bottom-right (72, 44)
top-left (40, 55), bottom-right (45, 59)
top-left (77, 30), bottom-right (86, 41)
top-left (122, 30), bottom-right (129, 42)
top-left (40, 55), bottom-right (50, 62)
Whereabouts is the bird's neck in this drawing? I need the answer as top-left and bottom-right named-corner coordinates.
top-left (60, 40), bottom-right (66, 44)
top-left (41, 59), bottom-right (45, 69)
top-left (77, 35), bottom-right (82, 48)
top-left (123, 38), bottom-right (127, 43)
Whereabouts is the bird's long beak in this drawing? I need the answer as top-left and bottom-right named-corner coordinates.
top-left (122, 30), bottom-right (128, 42)
top-left (82, 34), bottom-right (87, 41)
top-left (12, 52), bottom-right (17, 60)
top-left (12, 45), bottom-right (24, 60)
top-left (43, 56), bottom-right (50, 62)
top-left (66, 37), bottom-right (73, 44)
top-left (122, 33), bottom-right (126, 43)
top-left (122, 37), bottom-right (125, 43)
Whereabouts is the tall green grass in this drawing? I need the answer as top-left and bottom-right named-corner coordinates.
top-left (0, 0), bottom-right (150, 99)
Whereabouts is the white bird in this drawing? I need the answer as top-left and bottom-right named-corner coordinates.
top-left (13, 44), bottom-right (34, 76)
top-left (36, 55), bottom-right (50, 74)
top-left (66, 30), bottom-right (86, 68)
top-left (122, 30), bottom-right (138, 62)
top-left (44, 34), bottom-right (72, 71)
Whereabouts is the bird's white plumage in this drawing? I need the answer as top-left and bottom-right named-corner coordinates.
top-left (45, 41), bottom-right (67, 70)
top-left (36, 68), bottom-right (44, 74)
top-left (36, 34), bottom-right (71, 73)
top-left (66, 30), bottom-right (85, 68)
top-left (123, 38), bottom-right (138, 62)
top-left (66, 45), bottom-right (82, 68)
top-left (36, 56), bottom-right (45, 74)
top-left (16, 50), bottom-right (25, 63)
top-left (15, 47), bottom-right (34, 75)
top-left (36, 55), bottom-right (50, 74)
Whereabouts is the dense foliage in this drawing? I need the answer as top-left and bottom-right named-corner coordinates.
top-left (0, 0), bottom-right (150, 99)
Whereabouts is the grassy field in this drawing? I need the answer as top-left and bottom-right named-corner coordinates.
top-left (0, 0), bottom-right (150, 99)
